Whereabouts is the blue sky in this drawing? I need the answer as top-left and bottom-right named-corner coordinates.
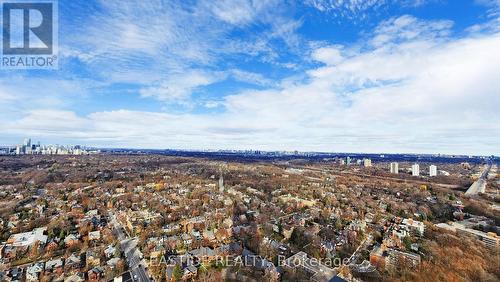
top-left (1, 0), bottom-right (499, 155)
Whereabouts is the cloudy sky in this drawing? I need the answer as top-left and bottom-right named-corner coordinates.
top-left (1, 0), bottom-right (499, 155)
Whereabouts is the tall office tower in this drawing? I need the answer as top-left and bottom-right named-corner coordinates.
top-left (429, 165), bottom-right (437, 177)
top-left (346, 156), bottom-right (351, 165)
top-left (15, 145), bottom-right (21, 155)
top-left (22, 138), bottom-right (31, 154)
top-left (390, 162), bottom-right (399, 174)
top-left (412, 164), bottom-right (420, 176)
top-left (363, 159), bottom-right (372, 167)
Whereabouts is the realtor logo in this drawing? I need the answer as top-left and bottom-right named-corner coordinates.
top-left (1, 0), bottom-right (58, 69)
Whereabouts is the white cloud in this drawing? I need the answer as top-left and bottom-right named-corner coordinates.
top-left (305, 0), bottom-right (388, 18)
top-left (466, 16), bottom-right (500, 33)
top-left (229, 69), bottom-right (275, 86)
top-left (204, 101), bottom-right (221, 108)
top-left (304, 0), bottom-right (432, 19)
top-left (476, 0), bottom-right (500, 8)
top-left (2, 14), bottom-right (500, 155)
top-left (137, 68), bottom-right (276, 104)
top-left (139, 71), bottom-right (223, 103)
top-left (0, 77), bottom-right (93, 111)
top-left (311, 45), bottom-right (344, 65)
top-left (207, 0), bottom-right (264, 25)
top-left (400, 0), bottom-right (429, 8)
top-left (371, 15), bottom-right (453, 45)
top-left (57, 0), bottom-right (302, 104)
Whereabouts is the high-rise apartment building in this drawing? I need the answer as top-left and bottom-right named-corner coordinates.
top-left (412, 164), bottom-right (420, 176)
top-left (390, 162), bottom-right (399, 174)
top-left (346, 156), bottom-right (351, 165)
top-left (429, 165), bottom-right (437, 177)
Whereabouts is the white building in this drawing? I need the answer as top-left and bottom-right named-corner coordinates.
top-left (411, 164), bottom-right (420, 176)
top-left (219, 175), bottom-right (224, 192)
top-left (436, 222), bottom-right (499, 249)
top-left (26, 262), bottom-right (44, 282)
top-left (439, 170), bottom-right (450, 176)
top-left (390, 162), bottom-right (399, 174)
top-left (363, 159), bottom-right (372, 167)
top-left (7, 227), bottom-right (47, 247)
top-left (429, 165), bottom-right (437, 177)
top-left (23, 138), bottom-right (31, 148)
top-left (402, 218), bottom-right (425, 236)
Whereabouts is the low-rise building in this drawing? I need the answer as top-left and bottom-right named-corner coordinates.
top-left (88, 231), bottom-right (101, 241)
top-left (402, 218), bottom-right (425, 236)
top-left (26, 262), bottom-right (44, 281)
top-left (386, 249), bottom-right (421, 269)
top-left (45, 258), bottom-right (64, 275)
top-left (283, 252), bottom-right (336, 282)
top-left (7, 227), bottom-right (47, 248)
top-left (436, 222), bottom-right (500, 249)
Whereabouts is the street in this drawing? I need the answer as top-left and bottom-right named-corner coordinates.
top-left (109, 212), bottom-right (151, 282)
top-left (346, 234), bottom-right (373, 266)
top-left (465, 162), bottom-right (492, 196)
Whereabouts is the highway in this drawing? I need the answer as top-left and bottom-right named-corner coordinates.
top-left (109, 212), bottom-right (151, 282)
top-left (465, 162), bottom-right (492, 196)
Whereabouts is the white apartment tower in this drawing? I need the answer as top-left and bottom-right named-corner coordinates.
top-left (218, 175), bottom-right (224, 192)
top-left (429, 165), bottom-right (437, 177)
top-left (390, 162), bottom-right (399, 174)
top-left (412, 164), bottom-right (420, 176)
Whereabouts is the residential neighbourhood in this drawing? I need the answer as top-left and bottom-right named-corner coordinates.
top-left (0, 154), bottom-right (498, 281)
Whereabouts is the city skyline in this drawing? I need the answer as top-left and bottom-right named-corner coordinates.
top-left (0, 137), bottom-right (100, 155)
top-left (0, 136), bottom-right (497, 157)
top-left (1, 1), bottom-right (499, 155)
